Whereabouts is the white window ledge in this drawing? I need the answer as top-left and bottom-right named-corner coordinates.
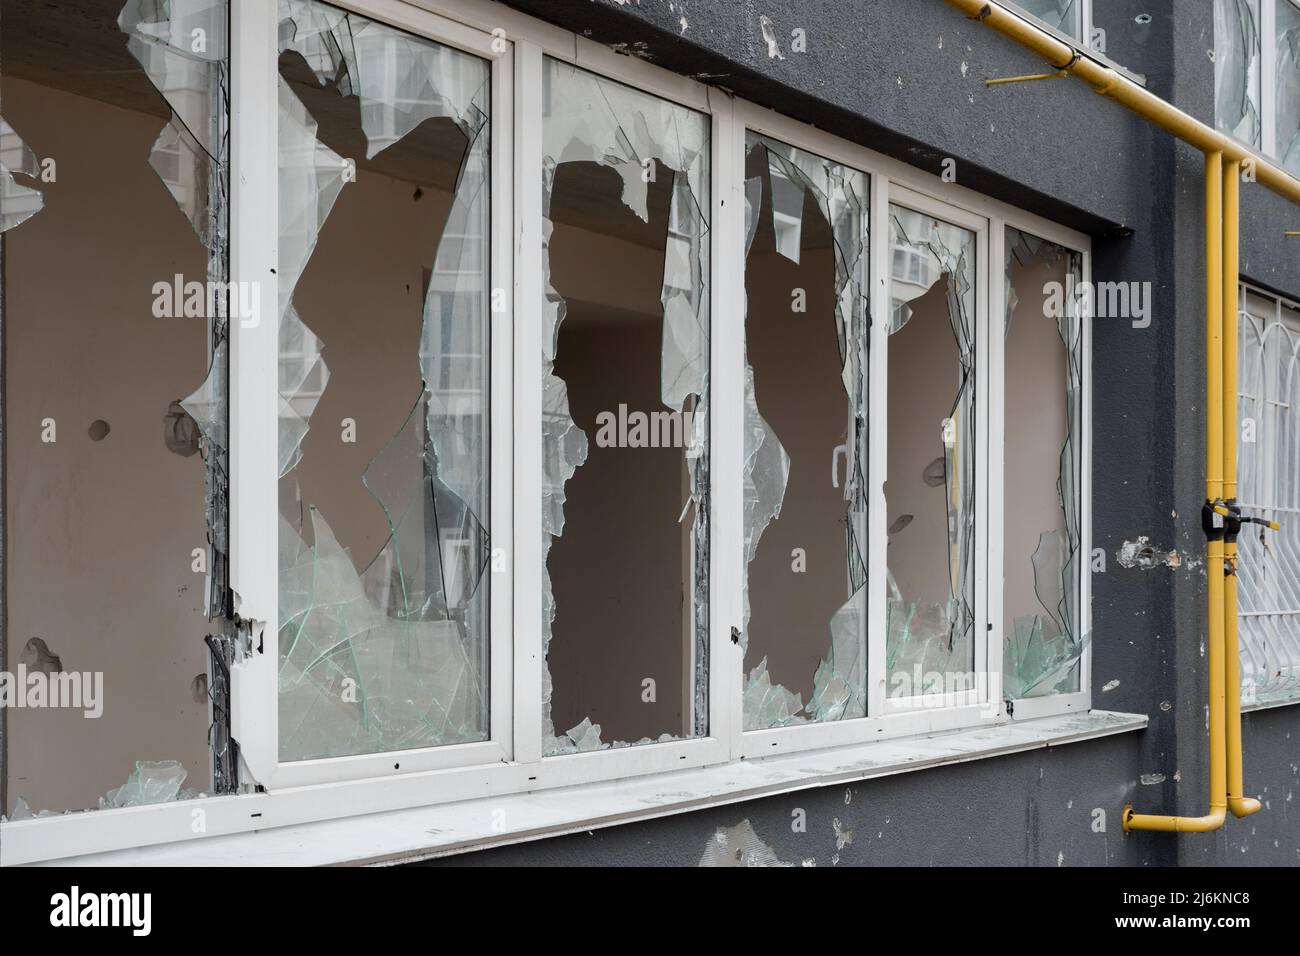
top-left (1244, 690), bottom-right (1300, 713)
top-left (25, 710), bottom-right (1146, 867)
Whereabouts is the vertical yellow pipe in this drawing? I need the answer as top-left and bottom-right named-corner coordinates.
top-left (1222, 159), bottom-right (1263, 818)
top-left (1125, 152), bottom-right (1228, 832)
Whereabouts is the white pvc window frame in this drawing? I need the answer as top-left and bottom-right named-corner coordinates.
top-left (0, 0), bottom-right (1092, 865)
top-left (1220, 0), bottom-right (1300, 162)
top-left (231, 0), bottom-right (517, 791)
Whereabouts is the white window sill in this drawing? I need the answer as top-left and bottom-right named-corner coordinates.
top-left (23, 709), bottom-right (1146, 867)
top-left (1243, 689), bottom-right (1300, 713)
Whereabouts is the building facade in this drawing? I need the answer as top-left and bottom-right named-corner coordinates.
top-left (0, 0), bottom-right (1297, 867)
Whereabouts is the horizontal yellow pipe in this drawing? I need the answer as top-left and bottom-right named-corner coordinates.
top-left (1124, 807), bottom-right (1226, 833)
top-left (947, 0), bottom-right (1300, 207)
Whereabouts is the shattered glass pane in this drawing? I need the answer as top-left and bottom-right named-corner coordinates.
top-left (2, 0), bottom-right (231, 813)
top-left (1013, 0), bottom-right (1082, 39)
top-left (1276, 0), bottom-right (1300, 174)
top-left (885, 206), bottom-right (977, 697)
top-left (1002, 228), bottom-right (1085, 699)
top-left (1237, 296), bottom-right (1300, 705)
top-left (1215, 0), bottom-right (1262, 147)
top-left (121, 0), bottom-right (229, 250)
top-left (741, 132), bottom-right (869, 730)
top-left (541, 58), bottom-right (710, 754)
top-left (276, 0), bottom-right (491, 759)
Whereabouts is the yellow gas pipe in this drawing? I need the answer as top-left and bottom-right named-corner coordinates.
top-left (1124, 153), bottom-right (1229, 833)
top-left (1221, 161), bottom-right (1265, 821)
top-left (944, 0), bottom-right (1292, 834)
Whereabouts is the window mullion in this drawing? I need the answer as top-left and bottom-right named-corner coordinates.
top-left (512, 38), bottom-right (545, 767)
top-left (866, 174), bottom-right (892, 717)
top-left (228, 0), bottom-right (283, 788)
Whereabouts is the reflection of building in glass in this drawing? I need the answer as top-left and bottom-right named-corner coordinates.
top-left (890, 242), bottom-right (937, 327)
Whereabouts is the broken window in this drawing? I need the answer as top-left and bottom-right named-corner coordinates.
top-left (541, 58), bottom-right (709, 754)
top-left (1002, 229), bottom-right (1085, 699)
top-left (1, 0), bottom-right (229, 815)
top-left (1216, 0), bottom-right (1263, 147)
top-left (1012, 0), bottom-right (1083, 40)
top-left (1276, 0), bottom-right (1300, 173)
top-left (1237, 290), bottom-right (1300, 706)
top-left (885, 206), bottom-right (977, 698)
top-left (740, 133), bottom-right (869, 730)
top-left (276, 0), bottom-right (492, 760)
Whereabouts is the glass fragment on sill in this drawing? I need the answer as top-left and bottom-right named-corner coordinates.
top-left (741, 133), bottom-right (868, 728)
top-left (99, 760), bottom-right (190, 810)
top-left (275, 0), bottom-right (491, 759)
top-left (885, 206), bottom-right (977, 697)
top-left (1214, 0), bottom-right (1262, 146)
top-left (6, 760), bottom-right (208, 820)
top-left (541, 59), bottom-right (710, 755)
top-left (0, 117), bottom-right (45, 233)
top-left (1001, 228), bottom-right (1085, 700)
top-left (1276, 0), bottom-right (1300, 174)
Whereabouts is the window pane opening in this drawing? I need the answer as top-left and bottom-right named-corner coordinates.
top-left (275, 0), bottom-right (492, 760)
top-left (739, 132), bottom-right (869, 730)
top-left (2, 0), bottom-right (230, 816)
top-left (1001, 229), bottom-right (1085, 700)
top-left (540, 59), bottom-right (710, 755)
top-left (885, 206), bottom-right (977, 699)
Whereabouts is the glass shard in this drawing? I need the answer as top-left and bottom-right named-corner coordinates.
top-left (1215, 0), bottom-right (1262, 146)
top-left (541, 58), bottom-right (710, 753)
top-left (1001, 228), bottom-right (1085, 700)
top-left (0, 117), bottom-right (44, 233)
top-left (276, 0), bottom-right (492, 759)
top-left (120, 0), bottom-right (229, 247)
top-left (741, 132), bottom-right (869, 728)
top-left (1276, 0), bottom-right (1300, 174)
top-left (885, 206), bottom-right (977, 697)
top-left (99, 760), bottom-right (190, 810)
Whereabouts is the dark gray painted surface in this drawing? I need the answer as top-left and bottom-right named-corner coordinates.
top-left (422, 0), bottom-right (1299, 867)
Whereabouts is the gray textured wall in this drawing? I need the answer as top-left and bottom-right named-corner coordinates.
top-left (425, 0), bottom-right (1300, 867)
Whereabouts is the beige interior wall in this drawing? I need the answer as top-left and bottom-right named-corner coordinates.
top-left (288, 160), bottom-right (453, 569)
top-left (4, 77), bottom-right (212, 813)
top-left (742, 188), bottom-right (852, 703)
top-left (886, 281), bottom-right (963, 606)
top-left (544, 162), bottom-right (694, 742)
top-left (1003, 255), bottom-right (1070, 630)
